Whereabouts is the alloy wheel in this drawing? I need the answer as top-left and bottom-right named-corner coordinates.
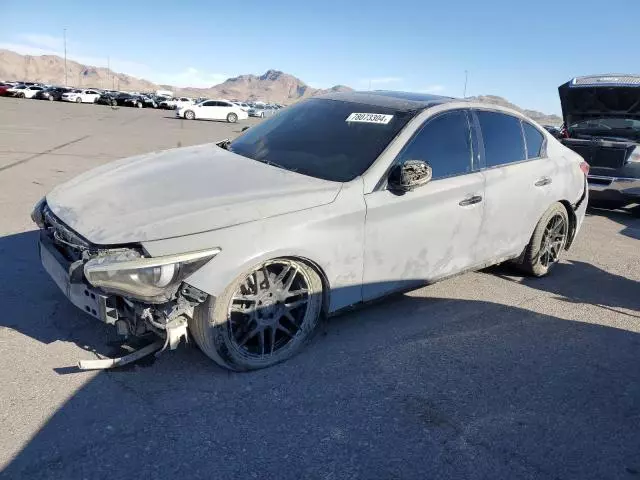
top-left (539, 213), bottom-right (567, 268)
top-left (227, 261), bottom-right (313, 358)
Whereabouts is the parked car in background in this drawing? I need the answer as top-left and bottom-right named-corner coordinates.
top-left (96, 92), bottom-right (118, 106)
top-left (0, 83), bottom-right (11, 96)
top-left (61, 89), bottom-right (101, 103)
top-left (542, 125), bottom-right (562, 139)
top-left (159, 97), bottom-right (194, 109)
top-left (559, 75), bottom-right (640, 209)
top-left (248, 104), bottom-right (278, 118)
top-left (177, 100), bottom-right (248, 122)
top-left (33, 91), bottom-right (588, 371)
top-left (34, 87), bottom-right (72, 101)
top-left (231, 101), bottom-right (251, 111)
top-left (8, 85), bottom-right (45, 98)
top-left (124, 95), bottom-right (157, 108)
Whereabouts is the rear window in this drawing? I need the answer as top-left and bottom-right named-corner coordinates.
top-left (476, 111), bottom-right (526, 167)
top-left (523, 122), bottom-right (544, 158)
top-left (229, 98), bottom-right (415, 182)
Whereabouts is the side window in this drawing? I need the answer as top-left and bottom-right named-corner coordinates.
top-left (476, 111), bottom-right (526, 167)
top-left (397, 110), bottom-right (473, 180)
top-left (522, 122), bottom-right (545, 159)
top-left (219, 102), bottom-right (232, 107)
top-left (202, 101), bottom-right (216, 107)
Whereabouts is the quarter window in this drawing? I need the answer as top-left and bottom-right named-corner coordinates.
top-left (396, 110), bottom-right (473, 180)
top-left (476, 111), bottom-right (526, 167)
top-left (522, 122), bottom-right (544, 159)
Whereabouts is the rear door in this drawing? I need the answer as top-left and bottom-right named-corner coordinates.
top-left (363, 109), bottom-right (485, 300)
top-left (473, 110), bottom-right (559, 262)
top-left (216, 101), bottom-right (234, 119)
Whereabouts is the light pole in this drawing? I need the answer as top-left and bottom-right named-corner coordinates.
top-left (463, 70), bottom-right (468, 98)
top-left (63, 28), bottom-right (67, 86)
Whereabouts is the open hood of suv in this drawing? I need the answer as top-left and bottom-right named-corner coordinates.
top-left (559, 75), bottom-right (640, 126)
top-left (46, 144), bottom-right (342, 245)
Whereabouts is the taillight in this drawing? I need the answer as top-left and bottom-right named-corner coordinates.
top-left (579, 161), bottom-right (590, 176)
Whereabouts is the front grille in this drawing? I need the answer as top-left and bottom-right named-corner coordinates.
top-left (591, 147), bottom-right (628, 169)
top-left (564, 142), bottom-right (628, 169)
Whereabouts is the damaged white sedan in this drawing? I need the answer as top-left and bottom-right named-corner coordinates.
top-left (32, 91), bottom-right (589, 371)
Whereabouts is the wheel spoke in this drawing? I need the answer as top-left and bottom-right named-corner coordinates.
top-left (259, 329), bottom-right (265, 356)
top-left (283, 267), bottom-right (298, 292)
top-left (277, 320), bottom-right (297, 338)
top-left (284, 310), bottom-right (299, 326)
top-left (274, 264), bottom-right (292, 286)
top-left (285, 299), bottom-right (308, 310)
top-left (238, 325), bottom-right (260, 346)
top-left (286, 288), bottom-right (308, 297)
top-left (260, 266), bottom-right (271, 290)
top-left (269, 326), bottom-right (277, 354)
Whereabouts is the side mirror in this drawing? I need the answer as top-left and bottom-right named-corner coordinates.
top-left (388, 160), bottom-right (433, 192)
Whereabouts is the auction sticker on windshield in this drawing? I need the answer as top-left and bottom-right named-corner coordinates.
top-left (345, 113), bottom-right (394, 124)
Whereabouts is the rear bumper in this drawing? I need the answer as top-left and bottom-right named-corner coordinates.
top-left (588, 175), bottom-right (640, 202)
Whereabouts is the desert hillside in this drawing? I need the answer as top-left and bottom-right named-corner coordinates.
top-left (0, 49), bottom-right (561, 123)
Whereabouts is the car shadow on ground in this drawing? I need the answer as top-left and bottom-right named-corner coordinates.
top-left (1, 229), bottom-right (639, 479)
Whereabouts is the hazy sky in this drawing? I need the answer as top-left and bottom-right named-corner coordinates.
top-left (2, 0), bottom-right (639, 114)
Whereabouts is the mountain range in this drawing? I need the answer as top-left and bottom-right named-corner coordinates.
top-left (0, 49), bottom-right (561, 124)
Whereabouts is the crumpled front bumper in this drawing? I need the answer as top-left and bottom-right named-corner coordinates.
top-left (39, 233), bottom-right (118, 324)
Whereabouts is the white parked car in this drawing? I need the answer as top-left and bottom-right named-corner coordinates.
top-left (33, 91), bottom-right (588, 371)
top-left (9, 85), bottom-right (44, 98)
top-left (176, 100), bottom-right (249, 123)
top-left (159, 97), bottom-right (194, 109)
top-left (61, 89), bottom-right (101, 103)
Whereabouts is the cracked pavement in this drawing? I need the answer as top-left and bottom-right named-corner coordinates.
top-left (0, 98), bottom-right (639, 479)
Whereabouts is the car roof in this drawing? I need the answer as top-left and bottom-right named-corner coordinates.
top-left (316, 90), bottom-right (457, 112)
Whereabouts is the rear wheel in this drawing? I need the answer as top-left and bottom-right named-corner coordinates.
top-left (227, 112), bottom-right (238, 123)
top-left (184, 110), bottom-right (195, 120)
top-left (17, 93), bottom-right (25, 98)
top-left (520, 203), bottom-right (569, 277)
top-left (190, 259), bottom-right (324, 371)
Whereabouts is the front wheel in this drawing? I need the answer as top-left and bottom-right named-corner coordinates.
top-left (184, 110), bottom-right (195, 120)
top-left (190, 259), bottom-right (324, 371)
top-left (136, 102), bottom-right (143, 108)
top-left (75, 97), bottom-right (82, 103)
top-left (227, 112), bottom-right (238, 123)
top-left (520, 203), bottom-right (569, 276)
top-left (48, 96), bottom-right (54, 101)
top-left (17, 93), bottom-right (25, 98)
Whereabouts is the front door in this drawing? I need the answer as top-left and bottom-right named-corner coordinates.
top-left (363, 109), bottom-right (485, 301)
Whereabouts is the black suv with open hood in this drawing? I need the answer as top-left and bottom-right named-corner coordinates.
top-left (559, 75), bottom-right (640, 208)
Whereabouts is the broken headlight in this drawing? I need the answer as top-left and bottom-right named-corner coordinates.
top-left (84, 248), bottom-right (220, 303)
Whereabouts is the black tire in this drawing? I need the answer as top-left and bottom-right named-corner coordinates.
top-left (184, 110), bottom-right (195, 120)
top-left (227, 112), bottom-right (238, 123)
top-left (75, 97), bottom-right (82, 103)
top-left (520, 202), bottom-right (570, 277)
top-left (190, 259), bottom-right (324, 371)
top-left (17, 93), bottom-right (25, 98)
top-left (111, 99), bottom-right (117, 107)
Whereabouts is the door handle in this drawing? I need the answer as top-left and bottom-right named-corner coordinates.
top-left (535, 176), bottom-right (552, 187)
top-left (459, 195), bottom-right (483, 206)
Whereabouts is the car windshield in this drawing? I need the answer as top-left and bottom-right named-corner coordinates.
top-left (228, 98), bottom-right (416, 182)
top-left (569, 117), bottom-right (640, 132)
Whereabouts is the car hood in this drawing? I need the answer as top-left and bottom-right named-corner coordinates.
top-left (46, 143), bottom-right (342, 245)
top-left (559, 78), bottom-right (640, 126)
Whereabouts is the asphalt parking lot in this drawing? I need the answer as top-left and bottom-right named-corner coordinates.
top-left (0, 97), bottom-right (639, 480)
